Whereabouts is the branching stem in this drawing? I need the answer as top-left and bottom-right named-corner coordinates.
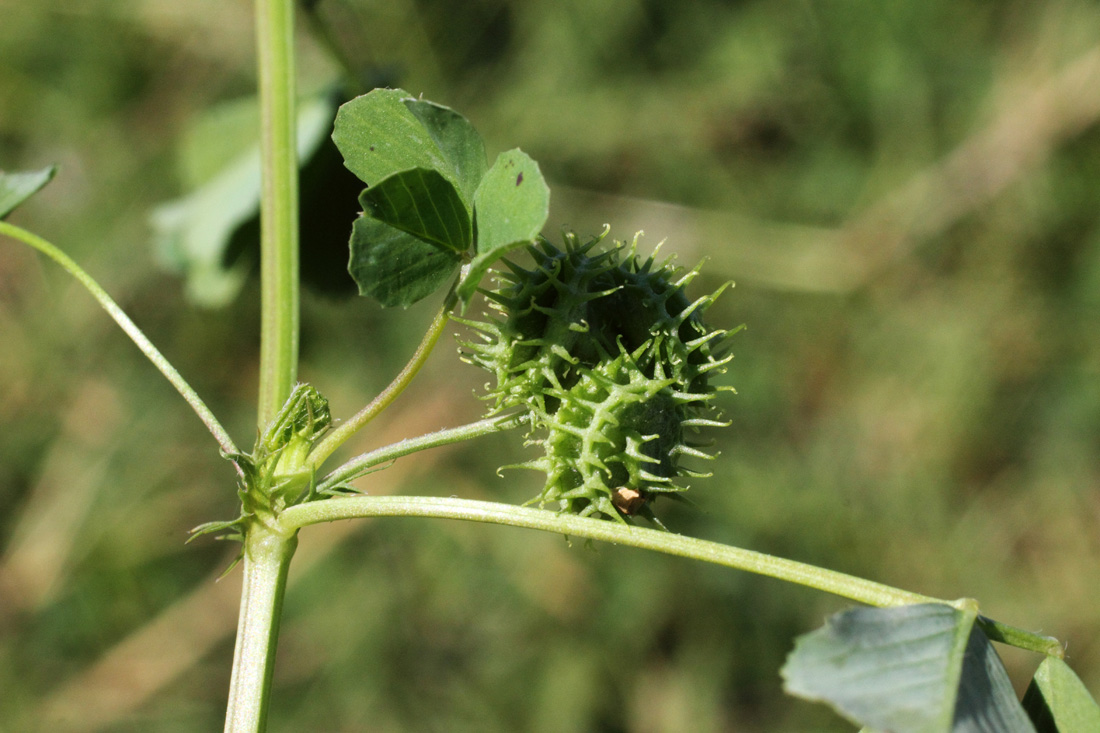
top-left (317, 413), bottom-right (527, 492)
top-left (225, 0), bottom-right (301, 730)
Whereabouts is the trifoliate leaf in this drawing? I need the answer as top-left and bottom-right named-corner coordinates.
top-left (150, 148), bottom-right (261, 305)
top-left (0, 166), bottom-right (57, 219)
top-left (348, 214), bottom-right (462, 308)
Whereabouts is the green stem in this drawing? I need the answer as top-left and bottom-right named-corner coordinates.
top-left (225, 1), bottom-right (301, 729)
top-left (977, 615), bottom-right (1064, 659)
top-left (0, 221), bottom-right (239, 458)
top-left (255, 0), bottom-right (300, 430)
top-left (276, 495), bottom-right (1061, 657)
top-left (316, 413), bottom-right (527, 492)
top-left (280, 496), bottom-right (935, 607)
top-left (224, 525), bottom-right (298, 733)
top-left (309, 297), bottom-right (453, 467)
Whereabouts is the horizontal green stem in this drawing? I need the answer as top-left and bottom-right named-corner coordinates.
top-left (309, 297), bottom-right (453, 468)
top-left (316, 413), bottom-right (526, 492)
top-left (0, 221), bottom-right (239, 459)
top-left (279, 495), bottom-right (936, 607)
top-left (977, 615), bottom-right (1064, 659)
top-left (278, 495), bottom-right (1063, 657)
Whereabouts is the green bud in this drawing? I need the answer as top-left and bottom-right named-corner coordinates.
top-left (254, 384), bottom-right (332, 509)
top-left (261, 383), bottom-right (332, 456)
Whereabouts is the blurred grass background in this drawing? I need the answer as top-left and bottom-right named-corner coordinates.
top-left (2, 0), bottom-right (1100, 730)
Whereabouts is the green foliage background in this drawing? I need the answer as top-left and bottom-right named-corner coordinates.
top-left (2, 0), bottom-right (1099, 730)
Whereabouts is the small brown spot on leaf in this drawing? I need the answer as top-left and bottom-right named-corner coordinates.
top-left (516, 172), bottom-right (524, 186)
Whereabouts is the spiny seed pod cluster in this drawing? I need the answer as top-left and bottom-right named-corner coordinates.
top-left (458, 229), bottom-right (734, 523)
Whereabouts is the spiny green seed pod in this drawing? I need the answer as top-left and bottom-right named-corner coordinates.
top-left (458, 228), bottom-right (734, 522)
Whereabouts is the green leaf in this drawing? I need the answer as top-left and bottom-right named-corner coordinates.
top-left (456, 148), bottom-right (550, 303)
top-left (348, 215), bottom-right (461, 308)
top-left (358, 169), bottom-right (472, 253)
top-left (1023, 656), bottom-right (1100, 732)
top-left (0, 166), bottom-right (57, 219)
top-left (783, 604), bottom-right (1035, 733)
top-left (953, 622), bottom-right (1038, 732)
top-left (151, 92), bottom-right (336, 306)
top-left (333, 89), bottom-right (487, 207)
top-left (150, 150), bottom-right (260, 305)
top-left (332, 89), bottom-right (440, 184)
top-left (175, 96), bottom-right (261, 188)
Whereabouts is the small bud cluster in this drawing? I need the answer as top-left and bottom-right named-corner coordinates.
top-left (459, 229), bottom-right (734, 522)
top-left (192, 384), bottom-right (331, 547)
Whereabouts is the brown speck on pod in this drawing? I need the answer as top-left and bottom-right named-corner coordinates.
top-left (612, 487), bottom-right (646, 515)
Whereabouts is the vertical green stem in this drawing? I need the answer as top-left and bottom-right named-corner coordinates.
top-left (224, 527), bottom-right (298, 733)
top-left (255, 0), bottom-right (300, 428)
top-left (225, 0), bottom-right (300, 729)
